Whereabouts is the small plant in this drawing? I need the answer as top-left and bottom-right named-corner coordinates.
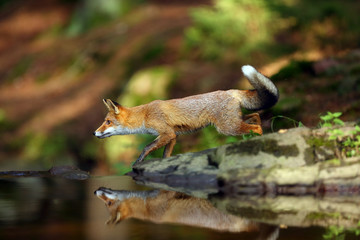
top-left (343, 126), bottom-right (360, 157)
top-left (327, 129), bottom-right (345, 141)
top-left (323, 222), bottom-right (360, 240)
top-left (323, 225), bottom-right (345, 240)
top-left (319, 111), bottom-right (360, 159)
top-left (320, 112), bottom-right (345, 140)
top-left (320, 112), bottom-right (345, 128)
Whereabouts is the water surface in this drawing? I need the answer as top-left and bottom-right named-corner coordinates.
top-left (0, 175), bottom-right (359, 240)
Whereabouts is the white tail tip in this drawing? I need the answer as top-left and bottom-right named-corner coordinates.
top-left (241, 65), bottom-right (257, 77)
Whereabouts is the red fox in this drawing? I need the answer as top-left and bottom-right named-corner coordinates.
top-left (94, 187), bottom-right (260, 232)
top-left (94, 65), bottom-right (279, 164)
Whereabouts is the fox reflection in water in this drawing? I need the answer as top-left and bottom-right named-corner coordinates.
top-left (94, 187), bottom-right (279, 240)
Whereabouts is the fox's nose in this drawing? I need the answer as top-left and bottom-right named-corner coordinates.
top-left (93, 132), bottom-right (96, 136)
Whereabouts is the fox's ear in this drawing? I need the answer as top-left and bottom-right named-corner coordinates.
top-left (104, 99), bottom-right (120, 114)
top-left (103, 99), bottom-right (111, 111)
top-left (110, 100), bottom-right (121, 107)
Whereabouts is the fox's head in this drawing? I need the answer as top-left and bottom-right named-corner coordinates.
top-left (94, 187), bottom-right (124, 224)
top-left (93, 99), bottom-right (128, 138)
top-left (94, 187), bottom-right (160, 224)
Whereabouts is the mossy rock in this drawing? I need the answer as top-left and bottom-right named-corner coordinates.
top-left (131, 124), bottom-right (360, 194)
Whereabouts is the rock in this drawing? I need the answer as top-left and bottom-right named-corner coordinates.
top-left (0, 165), bottom-right (90, 180)
top-left (209, 194), bottom-right (360, 228)
top-left (130, 149), bottom-right (219, 197)
top-left (49, 165), bottom-right (90, 180)
top-left (215, 127), bottom-right (311, 172)
top-left (130, 123), bottom-right (360, 196)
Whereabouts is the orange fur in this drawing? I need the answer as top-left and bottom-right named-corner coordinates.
top-left (94, 65), bottom-right (279, 164)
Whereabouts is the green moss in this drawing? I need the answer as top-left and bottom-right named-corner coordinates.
top-left (306, 212), bottom-right (341, 221)
top-left (325, 158), bottom-right (341, 165)
top-left (225, 139), bottom-right (299, 157)
top-left (306, 136), bottom-right (334, 148)
top-left (305, 135), bottom-right (337, 163)
top-left (304, 147), bottom-right (315, 164)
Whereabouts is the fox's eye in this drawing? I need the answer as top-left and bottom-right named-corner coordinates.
top-left (107, 201), bottom-right (112, 206)
top-left (106, 120), bottom-right (111, 125)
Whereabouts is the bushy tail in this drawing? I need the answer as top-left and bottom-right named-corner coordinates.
top-left (239, 65), bottom-right (279, 111)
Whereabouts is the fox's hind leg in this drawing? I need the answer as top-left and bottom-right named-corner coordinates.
top-left (163, 138), bottom-right (176, 158)
top-left (215, 118), bottom-right (263, 136)
top-left (215, 108), bottom-right (263, 136)
top-left (241, 113), bottom-right (263, 135)
top-left (238, 121), bottom-right (263, 135)
top-left (243, 113), bottom-right (261, 125)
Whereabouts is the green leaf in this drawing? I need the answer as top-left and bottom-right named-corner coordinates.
top-left (355, 125), bottom-right (360, 131)
top-left (354, 136), bottom-right (360, 146)
top-left (328, 135), bottom-right (338, 140)
top-left (323, 233), bottom-right (332, 239)
top-left (320, 115), bottom-right (333, 121)
top-left (333, 118), bottom-right (345, 126)
top-left (335, 129), bottom-right (344, 136)
top-left (343, 138), bottom-right (352, 147)
top-left (322, 122), bottom-right (333, 128)
top-left (332, 112), bottom-right (342, 118)
top-left (348, 149), bottom-right (356, 157)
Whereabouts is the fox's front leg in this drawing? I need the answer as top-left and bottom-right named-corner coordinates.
top-left (134, 132), bottom-right (176, 164)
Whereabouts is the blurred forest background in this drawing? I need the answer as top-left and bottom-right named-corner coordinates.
top-left (0, 0), bottom-right (359, 174)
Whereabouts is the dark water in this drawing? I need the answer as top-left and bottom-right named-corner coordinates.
top-left (0, 175), bottom-right (359, 240)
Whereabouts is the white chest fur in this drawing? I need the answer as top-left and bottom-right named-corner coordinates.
top-left (104, 124), bottom-right (159, 136)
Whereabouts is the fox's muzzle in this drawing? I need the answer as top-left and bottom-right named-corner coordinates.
top-left (93, 131), bottom-right (110, 139)
top-left (93, 131), bottom-right (102, 138)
